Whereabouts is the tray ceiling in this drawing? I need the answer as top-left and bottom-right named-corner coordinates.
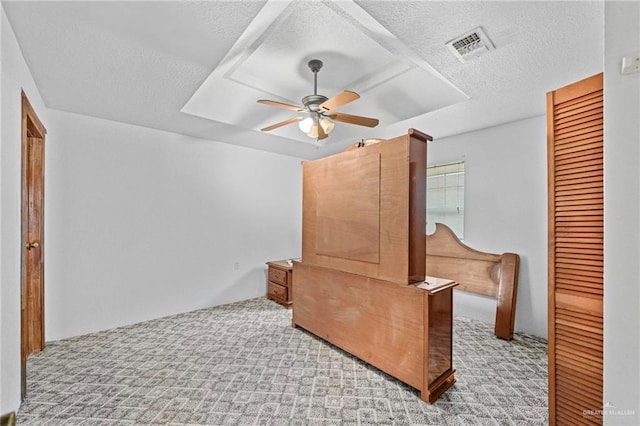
top-left (182, 1), bottom-right (467, 145)
top-left (2, 0), bottom-right (604, 159)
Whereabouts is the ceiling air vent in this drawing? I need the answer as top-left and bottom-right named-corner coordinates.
top-left (446, 27), bottom-right (494, 63)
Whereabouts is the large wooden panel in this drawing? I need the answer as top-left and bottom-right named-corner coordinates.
top-left (302, 129), bottom-right (429, 284)
top-left (293, 261), bottom-right (456, 402)
top-left (315, 152), bottom-right (380, 263)
top-left (408, 136), bottom-right (427, 283)
top-left (426, 257), bottom-right (498, 297)
top-left (547, 72), bottom-right (603, 426)
top-left (292, 262), bottom-right (425, 390)
top-left (426, 287), bottom-right (452, 385)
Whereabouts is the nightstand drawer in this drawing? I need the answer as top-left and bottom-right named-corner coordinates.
top-left (269, 267), bottom-right (288, 286)
top-left (268, 281), bottom-right (288, 302)
top-left (266, 260), bottom-right (294, 308)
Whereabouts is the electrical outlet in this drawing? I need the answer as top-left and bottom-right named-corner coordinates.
top-left (233, 262), bottom-right (240, 270)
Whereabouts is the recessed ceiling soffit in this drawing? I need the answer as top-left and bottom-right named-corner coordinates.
top-left (182, 0), bottom-right (468, 145)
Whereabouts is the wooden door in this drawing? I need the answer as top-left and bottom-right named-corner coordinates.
top-left (547, 73), bottom-right (603, 425)
top-left (21, 92), bottom-right (46, 398)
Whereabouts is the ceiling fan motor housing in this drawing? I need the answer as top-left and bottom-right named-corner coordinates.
top-left (302, 94), bottom-right (328, 112)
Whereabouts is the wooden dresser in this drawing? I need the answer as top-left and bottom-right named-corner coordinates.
top-left (293, 129), bottom-right (457, 403)
top-left (266, 260), bottom-right (293, 307)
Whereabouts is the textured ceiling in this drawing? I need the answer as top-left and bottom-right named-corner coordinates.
top-left (182, 0), bottom-right (468, 145)
top-left (2, 0), bottom-right (604, 159)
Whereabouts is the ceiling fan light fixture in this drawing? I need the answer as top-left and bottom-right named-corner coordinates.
top-left (298, 116), bottom-right (314, 133)
top-left (304, 116), bottom-right (334, 139)
top-left (307, 125), bottom-right (319, 139)
top-left (320, 117), bottom-right (335, 134)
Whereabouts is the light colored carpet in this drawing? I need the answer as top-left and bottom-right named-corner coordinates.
top-left (17, 297), bottom-right (547, 425)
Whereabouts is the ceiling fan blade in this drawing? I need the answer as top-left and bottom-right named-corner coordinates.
top-left (319, 90), bottom-right (360, 111)
top-left (329, 112), bottom-right (379, 128)
top-left (261, 116), bottom-right (304, 132)
top-left (257, 99), bottom-right (305, 112)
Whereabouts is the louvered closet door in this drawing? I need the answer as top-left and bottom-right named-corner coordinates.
top-left (547, 73), bottom-right (603, 425)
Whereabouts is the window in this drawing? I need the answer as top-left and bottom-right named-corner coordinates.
top-left (426, 161), bottom-right (464, 239)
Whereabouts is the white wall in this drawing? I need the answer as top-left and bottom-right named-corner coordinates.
top-left (45, 110), bottom-right (302, 341)
top-left (0, 4), bottom-right (49, 414)
top-left (603, 2), bottom-right (640, 424)
top-left (428, 116), bottom-right (548, 338)
top-left (1, 7), bottom-right (303, 409)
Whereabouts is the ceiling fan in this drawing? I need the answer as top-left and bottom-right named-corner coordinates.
top-left (257, 59), bottom-right (379, 140)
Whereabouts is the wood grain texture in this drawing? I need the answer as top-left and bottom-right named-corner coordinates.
top-left (547, 73), bottom-right (603, 426)
top-left (302, 129), bottom-right (429, 284)
top-left (21, 92), bottom-right (47, 399)
top-left (292, 262), bottom-right (456, 402)
top-left (293, 262), bottom-right (425, 389)
top-left (495, 253), bottom-right (519, 340)
top-left (426, 286), bottom-right (452, 385)
top-left (315, 152), bottom-right (380, 263)
top-left (408, 135), bottom-right (427, 283)
top-left (425, 223), bottom-right (519, 339)
top-left (423, 284), bottom-right (456, 404)
top-left (24, 137), bottom-right (45, 352)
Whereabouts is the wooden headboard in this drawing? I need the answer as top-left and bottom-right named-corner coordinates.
top-left (425, 223), bottom-right (519, 340)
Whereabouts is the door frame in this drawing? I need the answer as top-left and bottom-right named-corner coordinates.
top-left (21, 91), bottom-right (46, 399)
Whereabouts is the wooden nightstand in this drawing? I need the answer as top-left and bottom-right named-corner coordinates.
top-left (266, 260), bottom-right (293, 307)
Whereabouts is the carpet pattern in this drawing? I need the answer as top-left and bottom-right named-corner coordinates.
top-left (17, 297), bottom-right (548, 425)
